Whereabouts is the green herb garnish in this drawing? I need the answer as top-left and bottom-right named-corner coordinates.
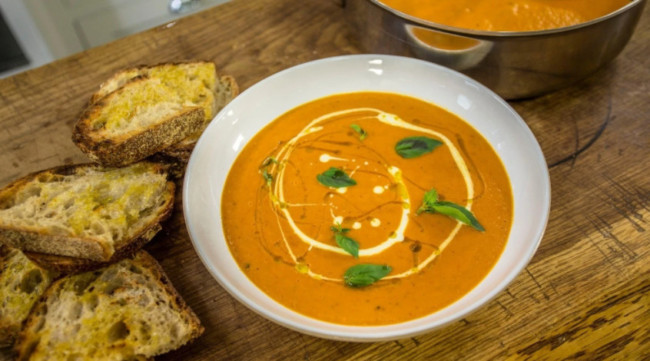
top-left (395, 136), bottom-right (442, 158)
top-left (259, 156), bottom-right (281, 187)
top-left (316, 167), bottom-right (357, 188)
top-left (344, 264), bottom-right (392, 287)
top-left (261, 156), bottom-right (279, 167)
top-left (350, 124), bottom-right (367, 141)
top-left (331, 224), bottom-right (359, 258)
top-left (417, 188), bottom-right (484, 231)
top-left (330, 223), bottom-right (350, 234)
top-left (261, 169), bottom-right (273, 186)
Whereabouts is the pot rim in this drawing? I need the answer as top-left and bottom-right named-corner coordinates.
top-left (368, 0), bottom-right (646, 38)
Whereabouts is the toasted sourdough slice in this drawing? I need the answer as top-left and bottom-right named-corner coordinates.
top-left (73, 75), bottom-right (206, 167)
top-left (145, 153), bottom-right (187, 179)
top-left (0, 246), bottom-right (59, 347)
top-left (22, 222), bottom-right (161, 274)
top-left (162, 73), bottom-right (237, 161)
top-left (89, 62), bottom-right (239, 162)
top-left (15, 251), bottom-right (203, 361)
top-left (0, 162), bottom-right (174, 263)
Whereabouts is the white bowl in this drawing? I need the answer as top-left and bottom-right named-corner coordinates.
top-left (183, 54), bottom-right (550, 341)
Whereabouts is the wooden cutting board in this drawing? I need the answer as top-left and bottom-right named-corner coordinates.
top-left (0, 0), bottom-right (648, 359)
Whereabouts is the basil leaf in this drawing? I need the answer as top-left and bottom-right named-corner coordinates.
top-left (330, 225), bottom-right (350, 234)
top-left (331, 223), bottom-right (357, 257)
top-left (344, 264), bottom-right (392, 287)
top-left (432, 201), bottom-right (485, 231)
top-left (316, 167), bottom-right (357, 188)
top-left (261, 157), bottom-right (279, 167)
top-left (350, 124), bottom-right (367, 140)
top-left (417, 188), bottom-right (484, 231)
top-left (417, 188), bottom-right (439, 214)
top-left (423, 188), bottom-right (439, 205)
top-left (261, 169), bottom-right (273, 186)
top-left (395, 136), bottom-right (442, 158)
top-left (335, 234), bottom-right (359, 258)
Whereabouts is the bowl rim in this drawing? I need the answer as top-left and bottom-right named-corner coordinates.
top-left (183, 54), bottom-right (551, 341)
top-left (368, 0), bottom-right (646, 37)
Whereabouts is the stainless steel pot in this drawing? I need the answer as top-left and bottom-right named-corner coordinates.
top-left (345, 0), bottom-right (647, 99)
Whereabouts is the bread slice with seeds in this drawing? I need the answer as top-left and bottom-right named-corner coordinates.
top-left (0, 246), bottom-right (59, 347)
top-left (81, 62), bottom-right (239, 165)
top-left (14, 250), bottom-right (203, 361)
top-left (73, 75), bottom-right (206, 167)
top-left (0, 162), bottom-right (174, 264)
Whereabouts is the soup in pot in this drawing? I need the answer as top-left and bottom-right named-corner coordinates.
top-left (380, 0), bottom-right (633, 31)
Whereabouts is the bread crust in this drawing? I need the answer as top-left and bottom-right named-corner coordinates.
top-left (84, 62), bottom-right (239, 166)
top-left (90, 68), bottom-right (142, 104)
top-left (24, 224), bottom-right (161, 274)
top-left (129, 251), bottom-right (204, 343)
top-left (157, 147), bottom-right (193, 163)
top-left (73, 102), bottom-right (205, 167)
top-left (160, 75), bottom-right (240, 160)
top-left (0, 228), bottom-right (110, 263)
top-left (0, 163), bottom-right (175, 263)
top-left (90, 61), bottom-right (216, 103)
top-left (14, 250), bottom-right (203, 360)
top-left (0, 164), bottom-right (111, 261)
top-left (145, 153), bottom-right (188, 179)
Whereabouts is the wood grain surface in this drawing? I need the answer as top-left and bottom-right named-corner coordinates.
top-left (0, 0), bottom-right (648, 359)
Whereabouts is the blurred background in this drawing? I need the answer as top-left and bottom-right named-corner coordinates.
top-left (0, 0), bottom-right (230, 78)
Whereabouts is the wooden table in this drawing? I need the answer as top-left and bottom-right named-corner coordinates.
top-left (1, 0), bottom-right (648, 359)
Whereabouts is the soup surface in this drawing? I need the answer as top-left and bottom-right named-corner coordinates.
top-left (221, 92), bottom-right (513, 325)
top-left (380, 0), bottom-right (632, 31)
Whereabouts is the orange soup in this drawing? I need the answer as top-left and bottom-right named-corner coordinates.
top-left (380, 0), bottom-right (633, 31)
top-left (221, 92), bottom-right (513, 325)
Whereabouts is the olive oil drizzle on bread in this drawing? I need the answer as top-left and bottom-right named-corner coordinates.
top-left (14, 251), bottom-right (203, 360)
top-left (0, 246), bottom-right (59, 347)
top-left (0, 162), bottom-right (174, 263)
top-left (74, 62), bottom-right (239, 165)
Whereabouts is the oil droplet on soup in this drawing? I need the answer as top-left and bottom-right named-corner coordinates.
top-left (221, 92), bottom-right (513, 325)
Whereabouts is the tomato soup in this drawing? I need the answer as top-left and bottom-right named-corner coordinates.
top-left (221, 92), bottom-right (513, 325)
top-left (380, 0), bottom-right (633, 31)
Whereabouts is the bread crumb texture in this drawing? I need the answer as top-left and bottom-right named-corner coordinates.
top-left (17, 252), bottom-right (202, 360)
top-left (0, 247), bottom-right (58, 346)
top-left (162, 73), bottom-right (239, 155)
top-left (90, 63), bottom-right (217, 138)
top-left (0, 163), bottom-right (170, 255)
top-left (148, 64), bottom-right (216, 119)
